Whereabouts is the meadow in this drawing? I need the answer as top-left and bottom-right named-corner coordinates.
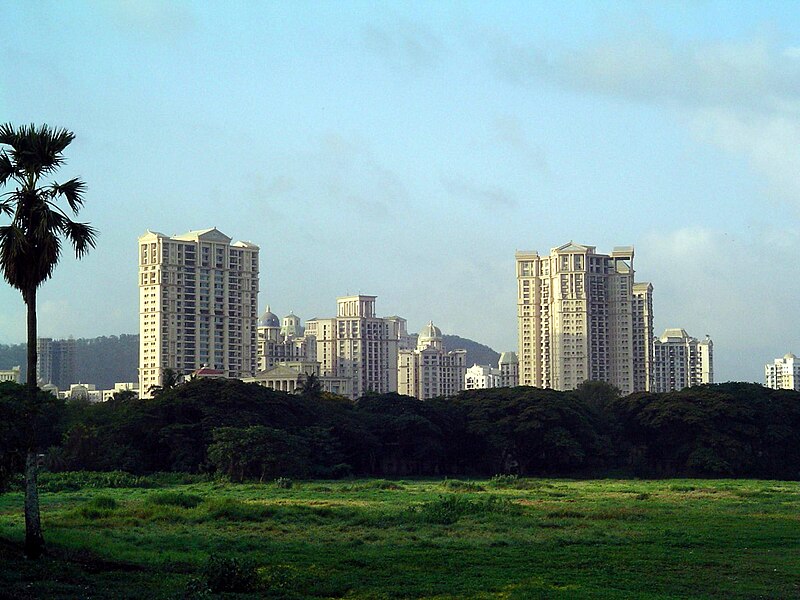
top-left (0, 475), bottom-right (797, 599)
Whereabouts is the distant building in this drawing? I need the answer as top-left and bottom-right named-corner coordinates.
top-left (245, 360), bottom-right (351, 397)
top-left (0, 366), bottom-right (21, 384)
top-left (256, 307), bottom-right (315, 371)
top-left (138, 228), bottom-right (259, 396)
top-left (305, 295), bottom-right (400, 399)
top-left (37, 337), bottom-right (76, 390)
top-left (398, 322), bottom-right (467, 400)
top-left (464, 352), bottom-right (519, 390)
top-left (497, 352), bottom-right (519, 388)
top-left (765, 353), bottom-right (800, 391)
top-left (57, 381), bottom-right (140, 402)
top-left (652, 329), bottom-right (713, 392)
top-left (516, 243), bottom-right (653, 394)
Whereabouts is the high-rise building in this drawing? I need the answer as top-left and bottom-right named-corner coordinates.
top-left (652, 329), bottom-right (713, 392)
top-left (37, 337), bottom-right (76, 390)
top-left (765, 353), bottom-right (800, 391)
top-left (305, 295), bottom-right (399, 399)
top-left (256, 307), bottom-right (315, 371)
top-left (516, 243), bottom-right (653, 395)
top-left (138, 228), bottom-right (259, 396)
top-left (398, 322), bottom-right (467, 400)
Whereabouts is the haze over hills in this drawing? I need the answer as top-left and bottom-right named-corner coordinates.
top-left (0, 333), bottom-right (501, 390)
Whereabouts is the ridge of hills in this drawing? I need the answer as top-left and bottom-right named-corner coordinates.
top-left (0, 333), bottom-right (501, 390)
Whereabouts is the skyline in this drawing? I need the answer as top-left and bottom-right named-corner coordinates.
top-left (3, 2), bottom-right (800, 383)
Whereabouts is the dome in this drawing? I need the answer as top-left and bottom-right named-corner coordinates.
top-left (419, 321), bottom-right (442, 341)
top-left (258, 306), bottom-right (280, 328)
top-left (499, 352), bottom-right (518, 365)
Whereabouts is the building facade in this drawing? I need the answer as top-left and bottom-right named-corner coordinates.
top-left (256, 307), bottom-right (315, 371)
top-left (398, 322), bottom-right (467, 400)
top-left (516, 243), bottom-right (653, 395)
top-left (138, 228), bottom-right (259, 396)
top-left (37, 337), bottom-right (76, 389)
top-left (245, 360), bottom-right (351, 397)
top-left (464, 352), bottom-right (519, 390)
top-left (765, 353), bottom-right (800, 391)
top-left (0, 366), bottom-right (21, 384)
top-left (305, 295), bottom-right (399, 399)
top-left (652, 329), bottom-right (713, 392)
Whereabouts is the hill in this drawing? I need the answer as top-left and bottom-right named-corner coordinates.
top-left (0, 332), bottom-right (502, 388)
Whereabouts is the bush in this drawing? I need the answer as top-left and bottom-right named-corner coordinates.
top-left (489, 474), bottom-right (519, 487)
top-left (275, 477), bottom-right (293, 489)
top-left (146, 491), bottom-right (204, 509)
top-left (90, 495), bottom-right (119, 510)
top-left (442, 479), bottom-right (485, 492)
top-left (204, 498), bottom-right (272, 522)
top-left (411, 494), bottom-right (518, 525)
top-left (203, 555), bottom-right (260, 593)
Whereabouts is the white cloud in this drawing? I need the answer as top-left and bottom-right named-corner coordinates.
top-left (640, 226), bottom-right (800, 382)
top-left (481, 28), bottom-right (800, 209)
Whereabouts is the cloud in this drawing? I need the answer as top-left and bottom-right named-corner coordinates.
top-left (479, 27), bottom-right (800, 209)
top-left (687, 108), bottom-right (800, 208)
top-left (441, 176), bottom-right (518, 210)
top-left (486, 31), bottom-right (800, 113)
top-left (639, 226), bottom-right (800, 381)
top-left (492, 115), bottom-right (550, 176)
top-left (92, 0), bottom-right (195, 39)
top-left (362, 18), bottom-right (444, 70)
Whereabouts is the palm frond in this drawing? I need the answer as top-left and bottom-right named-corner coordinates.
top-left (60, 220), bottom-right (98, 258)
top-left (0, 152), bottom-right (15, 187)
top-left (49, 178), bottom-right (87, 213)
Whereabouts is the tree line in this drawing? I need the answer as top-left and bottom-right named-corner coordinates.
top-left (2, 378), bottom-right (799, 486)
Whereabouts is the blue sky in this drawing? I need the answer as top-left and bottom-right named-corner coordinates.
top-left (2, 1), bottom-right (800, 382)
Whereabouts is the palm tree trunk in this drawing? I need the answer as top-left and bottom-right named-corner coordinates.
top-left (24, 287), bottom-right (44, 559)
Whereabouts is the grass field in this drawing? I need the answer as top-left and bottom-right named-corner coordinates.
top-left (0, 476), bottom-right (798, 599)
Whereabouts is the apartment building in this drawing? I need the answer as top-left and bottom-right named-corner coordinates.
top-left (138, 228), bottom-right (259, 396)
top-left (464, 352), bottom-right (519, 390)
top-left (652, 329), bottom-right (714, 392)
top-left (305, 295), bottom-right (400, 398)
top-left (765, 353), bottom-right (800, 391)
top-left (256, 307), bottom-right (315, 371)
top-left (398, 322), bottom-right (467, 400)
top-left (516, 242), bottom-right (652, 395)
top-left (37, 337), bottom-right (76, 390)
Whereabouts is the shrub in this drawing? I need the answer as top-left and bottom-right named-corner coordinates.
top-left (411, 494), bottom-right (518, 525)
top-left (203, 555), bottom-right (260, 593)
top-left (146, 491), bottom-right (204, 509)
top-left (489, 474), bottom-right (519, 487)
top-left (442, 479), bottom-right (485, 492)
top-left (204, 498), bottom-right (272, 522)
top-left (90, 496), bottom-right (119, 510)
top-left (275, 477), bottom-right (293, 489)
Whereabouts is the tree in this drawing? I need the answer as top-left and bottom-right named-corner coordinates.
top-left (297, 372), bottom-right (322, 398)
top-left (148, 367), bottom-right (181, 398)
top-left (0, 123), bottom-right (96, 558)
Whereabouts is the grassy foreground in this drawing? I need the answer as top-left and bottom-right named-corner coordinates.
top-left (0, 476), bottom-right (798, 599)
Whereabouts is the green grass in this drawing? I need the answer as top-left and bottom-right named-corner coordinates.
top-left (0, 477), bottom-right (798, 598)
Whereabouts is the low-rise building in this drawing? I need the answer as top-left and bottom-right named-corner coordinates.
top-left (244, 360), bottom-right (351, 397)
top-left (0, 366), bottom-right (21, 384)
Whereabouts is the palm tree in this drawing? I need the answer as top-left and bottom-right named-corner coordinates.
top-left (0, 123), bottom-right (97, 558)
top-left (147, 367), bottom-right (181, 398)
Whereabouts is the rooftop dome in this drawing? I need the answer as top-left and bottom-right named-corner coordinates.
top-left (499, 351), bottom-right (518, 364)
top-left (419, 321), bottom-right (442, 340)
top-left (258, 306), bottom-right (280, 328)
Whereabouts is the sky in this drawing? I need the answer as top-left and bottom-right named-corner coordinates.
top-left (2, 1), bottom-right (800, 383)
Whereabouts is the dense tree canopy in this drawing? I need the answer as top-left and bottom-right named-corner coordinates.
top-left (1, 379), bottom-right (799, 482)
